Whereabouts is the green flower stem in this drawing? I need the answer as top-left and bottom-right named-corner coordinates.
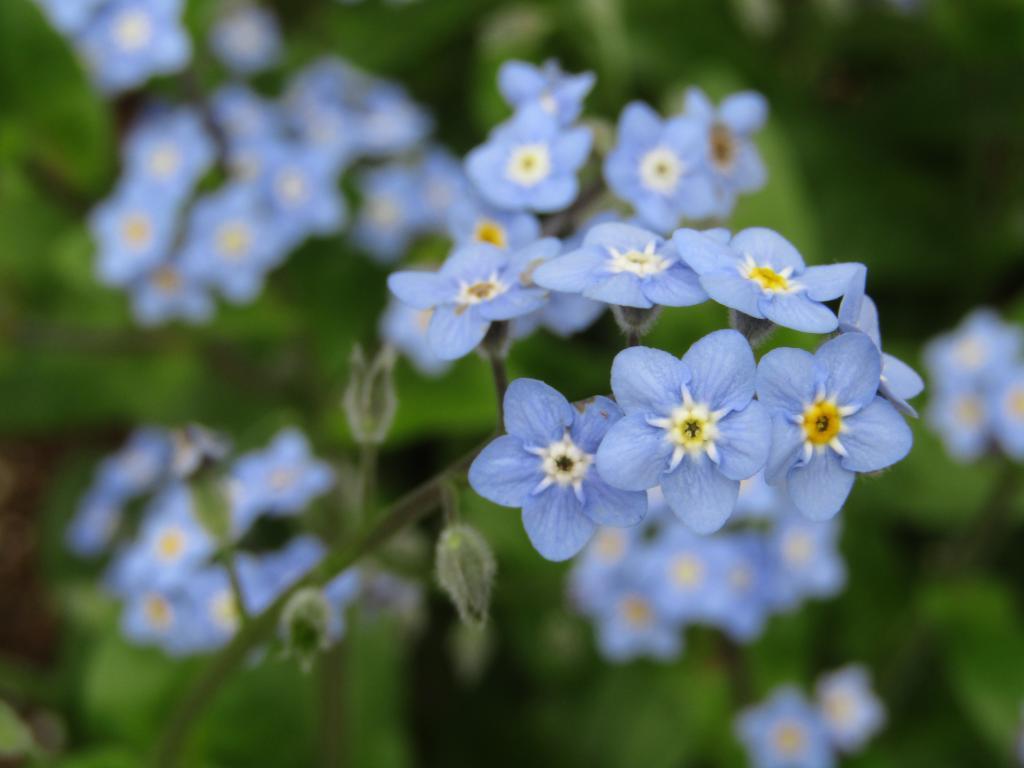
top-left (153, 444), bottom-right (482, 768)
top-left (223, 550), bottom-right (251, 627)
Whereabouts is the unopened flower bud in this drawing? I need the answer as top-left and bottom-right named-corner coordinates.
top-left (611, 305), bottom-right (662, 338)
top-left (729, 309), bottom-right (776, 347)
top-left (343, 344), bottom-right (397, 446)
top-left (190, 474), bottom-right (233, 542)
top-left (447, 621), bottom-right (495, 685)
top-left (435, 524), bottom-right (496, 627)
top-left (281, 587), bottom-right (330, 672)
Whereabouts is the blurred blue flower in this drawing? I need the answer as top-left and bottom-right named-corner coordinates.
top-left (767, 514), bottom-right (846, 610)
top-left (736, 687), bottom-right (836, 768)
top-left (289, 101), bottom-right (361, 174)
top-left (925, 387), bottom-right (992, 461)
top-left (758, 332), bottom-right (913, 520)
top-left (378, 298), bottom-right (451, 377)
top-left (594, 569), bottom-right (681, 662)
top-left (90, 183), bottom-right (177, 287)
top-left (77, 0), bottom-right (191, 94)
top-left (129, 262), bottom-right (214, 326)
top-left (209, 3), bottom-right (281, 75)
top-left (67, 486), bottom-right (123, 557)
top-left (684, 87), bottom-right (768, 218)
top-left (447, 195), bottom-right (540, 251)
top-left (924, 308), bottom-right (1021, 391)
top-left (229, 429), bottom-right (335, 535)
top-left (97, 426), bottom-right (174, 498)
top-left (596, 331), bottom-right (770, 533)
top-left (122, 106), bottom-right (215, 201)
top-left (498, 59), bottom-right (595, 126)
top-left (33, 0), bottom-right (106, 34)
top-left (533, 221), bottom-right (706, 309)
top-left (991, 366), bottom-right (1024, 459)
top-left (353, 163), bottom-right (426, 263)
top-left (415, 148), bottom-right (469, 233)
top-left (603, 102), bottom-right (715, 232)
top-left (212, 83), bottom-right (283, 141)
top-left (675, 227), bottom-right (861, 334)
top-left (814, 665), bottom-right (886, 753)
top-left (260, 144), bottom-right (347, 244)
top-left (387, 242), bottom-right (549, 360)
top-left (179, 183), bottom-right (287, 303)
top-left (356, 81), bottom-right (433, 157)
top-left (469, 379), bottom-right (647, 561)
top-left (466, 105), bottom-right (592, 213)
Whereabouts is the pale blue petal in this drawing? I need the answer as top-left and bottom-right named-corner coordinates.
top-left (641, 264), bottom-right (707, 307)
top-left (594, 414), bottom-right (672, 491)
top-left (681, 329), bottom-right (755, 412)
top-left (618, 101), bottom-right (664, 144)
top-left (839, 397), bottom-right (913, 473)
top-left (800, 263), bottom-right (863, 302)
top-left (610, 346), bottom-right (688, 414)
top-left (765, 413), bottom-right (805, 484)
top-left (715, 401), bottom-right (771, 481)
top-left (660, 455), bottom-right (739, 534)
top-left (387, 271), bottom-right (451, 309)
top-left (720, 91), bottom-right (768, 134)
top-left (673, 228), bottom-right (739, 274)
top-left (584, 273), bottom-right (653, 308)
top-left (522, 487), bottom-right (595, 561)
top-left (882, 353), bottom-right (925, 400)
top-left (786, 449), bottom-right (855, 521)
top-left (477, 287), bottom-right (548, 321)
top-left (570, 396), bottom-right (623, 453)
top-left (817, 332), bottom-right (882, 408)
top-left (836, 265), bottom-right (869, 335)
top-left (553, 126), bottom-right (593, 168)
top-left (700, 271), bottom-right (763, 317)
top-left (730, 228), bottom-right (805, 272)
top-left (468, 435), bottom-right (541, 507)
top-left (584, 222), bottom-right (662, 252)
top-left (427, 305), bottom-right (490, 360)
top-left (531, 176), bottom-right (578, 213)
top-left (760, 293), bottom-right (838, 333)
top-left (756, 347), bottom-right (818, 414)
top-left (533, 248), bottom-right (605, 292)
top-left (581, 478), bottom-right (647, 527)
top-left (503, 378), bottom-right (575, 446)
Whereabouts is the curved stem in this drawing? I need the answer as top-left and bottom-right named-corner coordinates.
top-left (153, 446), bottom-right (481, 767)
top-left (488, 355), bottom-right (509, 432)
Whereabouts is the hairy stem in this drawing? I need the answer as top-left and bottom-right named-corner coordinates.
top-left (153, 446), bottom-right (482, 767)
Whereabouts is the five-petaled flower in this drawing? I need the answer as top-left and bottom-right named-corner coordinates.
top-left (757, 332), bottom-right (913, 520)
top-left (469, 379), bottom-right (648, 561)
top-left (596, 330), bottom-right (770, 533)
top-left (675, 227), bottom-right (862, 334)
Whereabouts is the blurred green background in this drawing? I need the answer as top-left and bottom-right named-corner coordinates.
top-left (2, 0), bottom-right (1024, 765)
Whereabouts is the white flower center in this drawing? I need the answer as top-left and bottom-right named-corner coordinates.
top-left (154, 526), bottom-right (186, 562)
top-left (671, 553), bottom-right (704, 588)
top-left (528, 432), bottom-right (592, 497)
top-left (368, 197), bottom-right (401, 227)
top-left (593, 529), bottom-right (626, 563)
top-left (607, 241), bottom-right (671, 277)
top-left (148, 143), bottom-right (182, 178)
top-left (953, 335), bottom-right (987, 370)
top-left (113, 9), bottom-right (153, 51)
top-left (782, 530), bottom-right (813, 565)
top-left (275, 169), bottom-right (308, 205)
top-left (648, 388), bottom-right (723, 470)
top-left (773, 721), bottom-right (806, 757)
top-left (210, 590), bottom-right (239, 631)
top-left (215, 221), bottom-right (252, 261)
top-left (455, 274), bottom-right (507, 309)
top-left (539, 92), bottom-right (558, 114)
top-left (121, 212), bottom-right (153, 251)
top-left (506, 143), bottom-right (551, 187)
top-left (823, 690), bottom-right (855, 727)
top-left (144, 593), bottom-right (173, 630)
top-left (639, 146), bottom-right (683, 194)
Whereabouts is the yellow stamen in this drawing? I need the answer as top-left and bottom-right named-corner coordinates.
top-left (802, 400), bottom-right (842, 445)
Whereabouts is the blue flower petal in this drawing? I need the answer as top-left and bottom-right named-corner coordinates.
top-left (580, 477), bottom-right (647, 527)
top-left (715, 401), bottom-right (771, 481)
top-left (882, 353), bottom-right (925, 401)
top-left (476, 287), bottom-right (548, 321)
top-left (673, 228), bottom-right (739, 274)
top-left (533, 247), bottom-right (606, 293)
top-left (786, 449), bottom-right (855, 520)
top-left (468, 435), bottom-right (542, 507)
top-left (584, 273), bottom-right (653, 308)
top-left (756, 347), bottom-right (818, 414)
top-left (387, 270), bottom-right (452, 309)
top-left (641, 263), bottom-right (707, 307)
top-left (700, 271), bottom-right (763, 317)
top-left (594, 413), bottom-right (673, 491)
top-left (531, 176), bottom-right (578, 213)
top-left (817, 332), bottom-right (882, 408)
top-left (765, 413), bottom-right (805, 484)
top-left (522, 486), bottom-right (595, 561)
top-left (570, 396), bottom-right (623, 453)
top-left (503, 378), bottom-right (576, 446)
top-left (730, 228), bottom-right (806, 273)
top-left (800, 263), bottom-right (863, 302)
top-left (584, 222), bottom-right (662, 252)
top-left (553, 126), bottom-right (593, 168)
top-left (427, 304), bottom-right (490, 360)
top-left (839, 397), bottom-right (913, 473)
top-left (610, 346), bottom-right (689, 414)
top-left (681, 329), bottom-right (755, 412)
top-left (720, 91), bottom-right (768, 134)
top-left (660, 455), bottom-right (739, 534)
top-left (759, 293), bottom-right (838, 334)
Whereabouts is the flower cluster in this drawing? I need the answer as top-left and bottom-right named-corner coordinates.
top-left (88, 45), bottom-right (434, 325)
top-left (67, 426), bottom-right (419, 656)
top-left (924, 308), bottom-right (1023, 461)
top-left (33, 0), bottom-right (191, 94)
top-left (566, 479), bottom-right (845, 662)
top-left (736, 666), bottom-right (886, 768)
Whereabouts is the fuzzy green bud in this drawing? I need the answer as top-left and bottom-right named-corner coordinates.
top-left (281, 587), bottom-right (330, 672)
top-left (435, 524), bottom-right (496, 627)
top-left (343, 344), bottom-right (397, 446)
top-left (729, 309), bottom-right (776, 348)
top-left (191, 475), bottom-right (233, 542)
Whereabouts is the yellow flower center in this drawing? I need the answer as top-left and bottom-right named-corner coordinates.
top-left (216, 221), bottom-right (252, 260)
top-left (114, 9), bottom-right (153, 51)
top-left (506, 144), bottom-right (551, 187)
top-left (151, 266), bottom-right (181, 294)
top-left (211, 590), bottom-right (240, 631)
top-left (671, 554), bottom-right (704, 588)
top-left (773, 722), bottom-right (806, 756)
top-left (607, 242), bottom-right (671, 277)
top-left (368, 197), bottom-right (401, 227)
top-left (953, 335), bottom-right (987, 370)
top-left (748, 265), bottom-right (790, 293)
top-left (456, 276), bottom-right (507, 311)
top-left (620, 595), bottom-right (653, 627)
top-left (473, 219), bottom-right (508, 249)
top-left (782, 531), bottom-right (813, 565)
top-left (155, 527), bottom-right (186, 561)
top-left (144, 594), bottom-right (172, 629)
top-left (823, 690), bottom-right (854, 726)
top-left (594, 530), bottom-right (626, 563)
top-left (148, 143), bottom-right (181, 178)
top-left (269, 468), bottom-right (296, 491)
top-left (121, 213), bottom-right (153, 251)
top-left (954, 394), bottom-right (983, 427)
top-left (1007, 387), bottom-right (1024, 420)
top-left (802, 399), bottom-right (843, 445)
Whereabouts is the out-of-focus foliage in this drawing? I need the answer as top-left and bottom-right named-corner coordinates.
top-left (1, 0), bottom-right (1023, 766)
